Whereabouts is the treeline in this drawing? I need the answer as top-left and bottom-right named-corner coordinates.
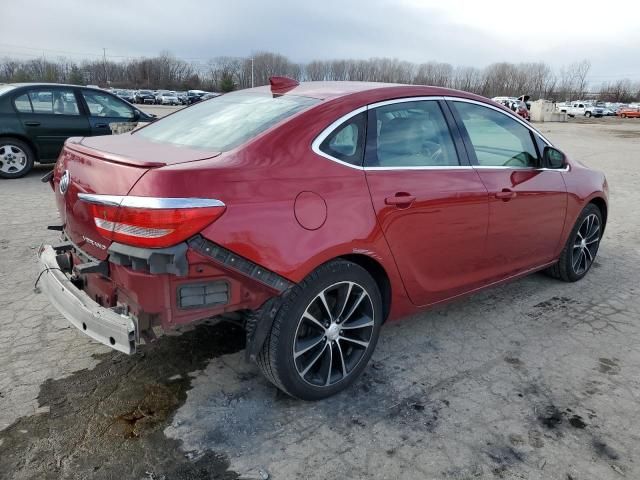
top-left (1, 51), bottom-right (639, 102)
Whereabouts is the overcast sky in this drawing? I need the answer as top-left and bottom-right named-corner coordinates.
top-left (2, 0), bottom-right (640, 82)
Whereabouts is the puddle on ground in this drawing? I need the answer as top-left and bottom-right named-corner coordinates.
top-left (0, 320), bottom-right (245, 480)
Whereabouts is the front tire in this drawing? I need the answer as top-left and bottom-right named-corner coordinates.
top-left (546, 204), bottom-right (603, 282)
top-left (0, 138), bottom-right (35, 179)
top-left (257, 260), bottom-right (383, 400)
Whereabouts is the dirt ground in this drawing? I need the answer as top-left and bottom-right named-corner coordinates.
top-left (0, 116), bottom-right (639, 479)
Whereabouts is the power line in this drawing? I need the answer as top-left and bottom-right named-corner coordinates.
top-left (0, 43), bottom-right (213, 62)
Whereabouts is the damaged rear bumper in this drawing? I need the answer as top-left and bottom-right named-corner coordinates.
top-left (37, 244), bottom-right (137, 354)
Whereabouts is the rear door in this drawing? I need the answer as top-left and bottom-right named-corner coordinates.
top-left (363, 98), bottom-right (490, 307)
top-left (448, 99), bottom-right (567, 279)
top-left (13, 87), bottom-right (91, 159)
top-left (79, 89), bottom-right (138, 136)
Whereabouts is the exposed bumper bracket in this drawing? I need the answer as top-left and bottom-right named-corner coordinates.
top-left (74, 260), bottom-right (109, 276)
top-left (52, 241), bottom-right (74, 253)
top-left (37, 244), bottom-right (137, 354)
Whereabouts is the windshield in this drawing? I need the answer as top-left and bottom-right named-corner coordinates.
top-left (137, 92), bottom-right (319, 152)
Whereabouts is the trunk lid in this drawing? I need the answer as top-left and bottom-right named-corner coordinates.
top-left (54, 136), bottom-right (220, 260)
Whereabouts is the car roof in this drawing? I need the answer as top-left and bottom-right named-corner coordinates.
top-left (247, 81), bottom-right (485, 103)
top-left (8, 82), bottom-right (90, 88)
top-left (1, 83), bottom-right (109, 93)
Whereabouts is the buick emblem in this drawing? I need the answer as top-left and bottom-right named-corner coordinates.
top-left (59, 170), bottom-right (70, 195)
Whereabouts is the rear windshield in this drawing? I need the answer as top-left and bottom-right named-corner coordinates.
top-left (137, 92), bottom-right (319, 152)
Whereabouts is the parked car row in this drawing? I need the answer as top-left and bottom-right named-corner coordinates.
top-left (491, 96), bottom-right (530, 121)
top-left (617, 107), bottom-right (640, 118)
top-left (112, 88), bottom-right (219, 106)
top-left (554, 101), bottom-right (640, 118)
top-left (555, 102), bottom-right (605, 118)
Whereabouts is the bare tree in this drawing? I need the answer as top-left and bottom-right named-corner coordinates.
top-left (1, 52), bottom-right (637, 102)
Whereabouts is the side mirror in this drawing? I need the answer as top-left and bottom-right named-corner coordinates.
top-left (543, 146), bottom-right (566, 169)
top-left (132, 110), bottom-right (141, 121)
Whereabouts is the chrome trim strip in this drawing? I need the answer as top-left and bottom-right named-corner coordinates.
top-left (311, 97), bottom-right (454, 171)
top-left (311, 106), bottom-right (368, 171)
top-left (442, 96), bottom-right (554, 147)
top-left (367, 96), bottom-right (446, 110)
top-left (473, 165), bottom-right (570, 172)
top-left (365, 165), bottom-right (471, 171)
top-left (77, 194), bottom-right (124, 207)
top-left (310, 95), bottom-right (562, 173)
top-left (78, 194), bottom-right (226, 209)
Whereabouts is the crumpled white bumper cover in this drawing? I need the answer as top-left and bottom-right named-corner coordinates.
top-left (37, 244), bottom-right (136, 354)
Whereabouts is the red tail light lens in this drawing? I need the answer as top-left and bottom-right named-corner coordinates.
top-left (80, 195), bottom-right (225, 248)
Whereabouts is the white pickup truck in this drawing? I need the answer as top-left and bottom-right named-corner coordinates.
top-left (557, 102), bottom-right (604, 118)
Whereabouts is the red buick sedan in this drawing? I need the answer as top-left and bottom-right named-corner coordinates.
top-left (38, 78), bottom-right (608, 399)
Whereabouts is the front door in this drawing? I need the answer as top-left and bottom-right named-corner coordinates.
top-left (364, 99), bottom-right (490, 307)
top-left (14, 87), bottom-right (90, 160)
top-left (448, 100), bottom-right (567, 279)
top-left (79, 89), bottom-right (138, 136)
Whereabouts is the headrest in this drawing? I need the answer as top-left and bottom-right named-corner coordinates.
top-left (378, 117), bottom-right (424, 156)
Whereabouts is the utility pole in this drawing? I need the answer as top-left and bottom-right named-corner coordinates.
top-left (251, 56), bottom-right (254, 88)
top-left (103, 48), bottom-right (108, 86)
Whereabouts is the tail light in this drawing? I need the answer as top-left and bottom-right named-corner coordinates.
top-left (79, 194), bottom-right (225, 248)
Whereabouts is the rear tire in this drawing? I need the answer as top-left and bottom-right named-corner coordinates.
top-left (585, 111), bottom-right (592, 118)
top-left (0, 137), bottom-right (35, 179)
top-left (545, 204), bottom-right (603, 282)
top-left (257, 260), bottom-right (383, 400)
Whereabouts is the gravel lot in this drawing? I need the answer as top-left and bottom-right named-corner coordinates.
top-left (0, 118), bottom-right (639, 480)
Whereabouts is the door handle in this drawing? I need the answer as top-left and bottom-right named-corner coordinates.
top-left (24, 121), bottom-right (41, 126)
top-left (495, 188), bottom-right (517, 200)
top-left (95, 123), bottom-right (108, 128)
top-left (385, 193), bottom-right (416, 206)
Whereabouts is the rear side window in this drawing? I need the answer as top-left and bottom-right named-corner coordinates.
top-left (14, 93), bottom-right (32, 113)
top-left (451, 101), bottom-right (539, 168)
top-left (318, 112), bottom-right (366, 166)
top-left (138, 92), bottom-right (319, 152)
top-left (24, 89), bottom-right (80, 115)
top-left (365, 100), bottom-right (459, 168)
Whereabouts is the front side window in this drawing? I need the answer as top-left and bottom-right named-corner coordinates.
top-left (451, 101), bottom-right (539, 168)
top-left (82, 90), bottom-right (134, 119)
top-left (26, 89), bottom-right (79, 115)
top-left (365, 100), bottom-right (459, 167)
top-left (138, 92), bottom-right (319, 152)
top-left (318, 112), bottom-right (366, 166)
